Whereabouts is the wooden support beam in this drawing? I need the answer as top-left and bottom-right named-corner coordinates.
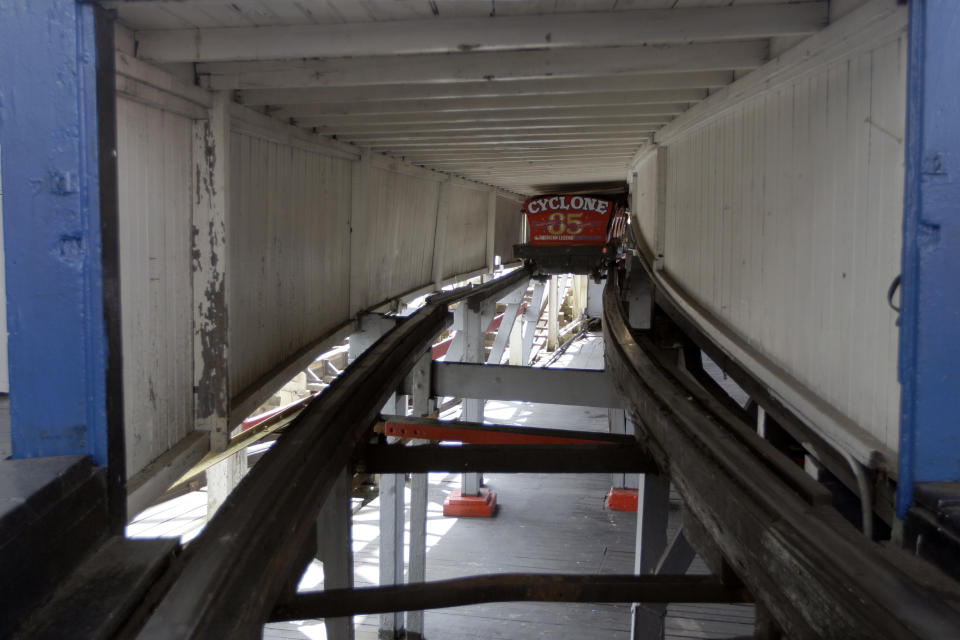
top-left (356, 443), bottom-right (655, 474)
top-left (275, 90), bottom-right (707, 119)
top-left (381, 416), bottom-right (638, 445)
top-left (237, 72), bottom-right (734, 106)
top-left (301, 104), bottom-right (687, 126)
top-left (138, 4), bottom-right (824, 63)
top-left (198, 42), bottom-right (768, 90)
top-left (430, 362), bottom-right (624, 408)
top-left (271, 574), bottom-right (751, 621)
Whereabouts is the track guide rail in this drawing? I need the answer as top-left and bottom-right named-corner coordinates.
top-left (602, 268), bottom-right (960, 639)
top-left (130, 269), bottom-right (532, 639)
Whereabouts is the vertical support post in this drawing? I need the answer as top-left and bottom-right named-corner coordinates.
top-left (486, 279), bottom-right (528, 366)
top-left (379, 462), bottom-right (406, 638)
top-left (653, 145), bottom-right (668, 271)
top-left (406, 352), bottom-right (432, 639)
top-left (461, 302), bottom-right (487, 496)
top-left (631, 474), bottom-right (670, 639)
top-left (317, 467), bottom-right (354, 640)
top-left (486, 190), bottom-right (498, 274)
top-left (508, 311), bottom-right (524, 366)
top-left (609, 409), bottom-right (628, 490)
top-left (443, 300), bottom-right (497, 516)
top-left (0, 1), bottom-right (125, 526)
top-left (898, 0), bottom-right (960, 517)
top-left (521, 280), bottom-right (547, 365)
top-left (757, 405), bottom-right (768, 439)
top-left (547, 275), bottom-right (559, 351)
top-left (633, 528), bottom-right (696, 640)
top-left (194, 92), bottom-right (238, 519)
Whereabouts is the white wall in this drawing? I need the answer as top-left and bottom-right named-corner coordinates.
top-left (493, 193), bottom-right (525, 265)
top-left (439, 183), bottom-right (490, 281)
top-left (349, 161), bottom-right (442, 313)
top-left (117, 97), bottom-right (195, 479)
top-left (632, 3), bottom-right (906, 465)
top-left (227, 130), bottom-right (353, 399)
top-left (114, 54), bottom-right (512, 497)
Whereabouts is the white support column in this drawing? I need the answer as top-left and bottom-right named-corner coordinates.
top-left (631, 474), bottom-right (670, 639)
top-left (521, 280), bottom-right (547, 364)
top-left (378, 470), bottom-right (405, 638)
top-left (461, 301), bottom-right (490, 496)
top-left (406, 352), bottom-right (432, 639)
top-left (508, 311), bottom-right (523, 366)
top-left (317, 467), bottom-right (355, 640)
top-left (486, 279), bottom-right (528, 366)
top-left (634, 528), bottom-right (697, 639)
top-left (194, 92), bottom-right (241, 519)
top-left (380, 396), bottom-right (407, 639)
top-left (547, 275), bottom-right (559, 351)
top-left (757, 405), bottom-right (768, 439)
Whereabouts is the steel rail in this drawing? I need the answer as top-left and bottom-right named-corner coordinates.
top-left (130, 269), bottom-right (531, 639)
top-left (602, 268), bottom-right (960, 639)
top-left (270, 574), bottom-right (751, 621)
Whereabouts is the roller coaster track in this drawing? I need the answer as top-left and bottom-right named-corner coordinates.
top-left (120, 263), bottom-right (960, 639)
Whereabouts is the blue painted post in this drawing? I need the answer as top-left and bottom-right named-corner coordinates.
top-left (0, 0), bottom-right (123, 517)
top-left (898, 0), bottom-right (960, 517)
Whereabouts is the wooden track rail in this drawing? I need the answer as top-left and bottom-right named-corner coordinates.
top-left (270, 574), bottom-right (751, 621)
top-left (129, 269), bottom-right (531, 639)
top-left (601, 267), bottom-right (960, 639)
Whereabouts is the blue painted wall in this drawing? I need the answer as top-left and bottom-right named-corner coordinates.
top-left (899, 0), bottom-right (960, 516)
top-left (0, 0), bottom-right (110, 466)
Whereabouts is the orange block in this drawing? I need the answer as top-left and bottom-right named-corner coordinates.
top-left (606, 487), bottom-right (638, 512)
top-left (443, 488), bottom-right (497, 517)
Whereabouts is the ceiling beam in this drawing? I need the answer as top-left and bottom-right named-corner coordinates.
top-left (137, 4), bottom-right (826, 63)
top-left (340, 128), bottom-right (659, 144)
top-left (236, 71), bottom-right (734, 106)
top-left (424, 157), bottom-right (634, 168)
top-left (271, 89), bottom-right (707, 118)
top-left (199, 41), bottom-right (768, 90)
top-left (400, 147), bottom-right (644, 160)
top-left (293, 104), bottom-right (690, 127)
top-left (370, 134), bottom-right (652, 149)
top-left (311, 117), bottom-right (672, 137)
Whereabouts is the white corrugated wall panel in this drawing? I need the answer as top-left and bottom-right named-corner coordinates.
top-left (660, 34), bottom-right (906, 454)
top-left (117, 97), bottom-right (195, 479)
top-left (351, 166), bottom-right (441, 311)
top-left (493, 194), bottom-right (523, 265)
top-left (632, 150), bottom-right (658, 250)
top-left (228, 131), bottom-right (353, 399)
top-left (441, 184), bottom-right (489, 280)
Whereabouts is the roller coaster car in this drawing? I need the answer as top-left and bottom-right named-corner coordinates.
top-left (514, 194), bottom-right (628, 281)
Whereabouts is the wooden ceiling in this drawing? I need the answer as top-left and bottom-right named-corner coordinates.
top-left (105, 0), bottom-right (829, 194)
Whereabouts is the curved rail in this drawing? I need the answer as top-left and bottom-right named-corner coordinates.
top-left (131, 267), bottom-right (531, 639)
top-left (602, 267), bottom-right (960, 639)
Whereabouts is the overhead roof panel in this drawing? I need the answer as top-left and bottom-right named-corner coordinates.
top-left (104, 0), bottom-right (830, 194)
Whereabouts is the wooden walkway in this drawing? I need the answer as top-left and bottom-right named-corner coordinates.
top-left (124, 335), bottom-right (754, 639)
